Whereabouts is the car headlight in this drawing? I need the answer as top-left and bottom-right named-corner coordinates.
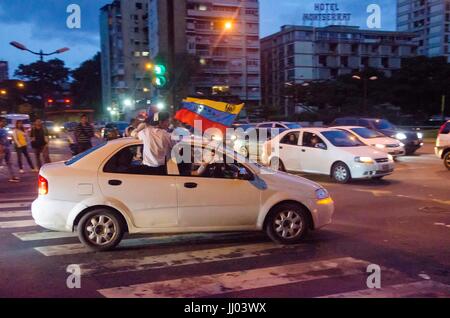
top-left (417, 132), bottom-right (423, 139)
top-left (316, 188), bottom-right (330, 200)
top-left (355, 156), bottom-right (375, 164)
top-left (395, 133), bottom-right (407, 140)
top-left (388, 154), bottom-right (394, 161)
top-left (374, 144), bottom-right (386, 149)
top-left (7, 130), bottom-right (13, 135)
top-left (53, 127), bottom-right (61, 133)
top-left (400, 142), bottom-right (405, 147)
top-left (316, 188), bottom-right (333, 205)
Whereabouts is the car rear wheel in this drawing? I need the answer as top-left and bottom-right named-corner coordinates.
top-left (78, 209), bottom-right (125, 252)
top-left (265, 203), bottom-right (309, 244)
top-left (444, 152), bottom-right (450, 170)
top-left (331, 162), bottom-right (351, 184)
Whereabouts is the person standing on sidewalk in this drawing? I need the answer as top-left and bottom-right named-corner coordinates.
top-left (30, 118), bottom-right (51, 169)
top-left (0, 117), bottom-right (20, 182)
top-left (74, 114), bottom-right (95, 154)
top-left (12, 120), bottom-right (37, 173)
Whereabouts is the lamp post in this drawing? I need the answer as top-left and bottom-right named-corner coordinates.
top-left (352, 75), bottom-right (378, 115)
top-left (9, 41), bottom-right (70, 119)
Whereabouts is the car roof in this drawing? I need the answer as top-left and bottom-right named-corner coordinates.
top-left (285, 127), bottom-right (340, 133)
top-left (332, 126), bottom-right (368, 130)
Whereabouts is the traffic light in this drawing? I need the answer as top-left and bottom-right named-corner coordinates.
top-left (151, 63), bottom-right (168, 89)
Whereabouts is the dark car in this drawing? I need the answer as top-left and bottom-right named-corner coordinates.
top-left (102, 122), bottom-right (129, 140)
top-left (330, 117), bottom-right (423, 155)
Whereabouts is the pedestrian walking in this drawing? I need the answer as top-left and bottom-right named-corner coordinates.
top-left (74, 114), bottom-right (95, 153)
top-left (0, 116), bottom-right (20, 182)
top-left (30, 119), bottom-right (51, 169)
top-left (12, 120), bottom-right (37, 173)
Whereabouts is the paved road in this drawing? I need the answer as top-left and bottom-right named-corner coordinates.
top-left (0, 140), bottom-right (449, 298)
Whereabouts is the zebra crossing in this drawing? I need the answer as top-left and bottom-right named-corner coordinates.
top-left (1, 195), bottom-right (450, 298)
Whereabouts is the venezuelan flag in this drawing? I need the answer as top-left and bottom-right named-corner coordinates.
top-left (175, 98), bottom-right (244, 133)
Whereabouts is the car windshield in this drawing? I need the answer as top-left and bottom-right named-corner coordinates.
top-left (322, 130), bottom-right (365, 147)
top-left (351, 128), bottom-right (384, 139)
top-left (285, 123), bottom-right (302, 129)
top-left (65, 142), bottom-right (107, 166)
top-left (373, 119), bottom-right (396, 130)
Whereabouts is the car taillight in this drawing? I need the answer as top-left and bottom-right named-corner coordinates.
top-left (38, 175), bottom-right (48, 195)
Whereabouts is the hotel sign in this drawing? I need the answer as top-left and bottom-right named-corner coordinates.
top-left (303, 3), bottom-right (352, 23)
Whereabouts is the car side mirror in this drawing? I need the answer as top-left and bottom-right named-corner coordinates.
top-left (238, 167), bottom-right (253, 180)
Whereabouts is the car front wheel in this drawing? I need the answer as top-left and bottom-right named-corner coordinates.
top-left (444, 152), bottom-right (450, 170)
top-left (78, 209), bottom-right (125, 252)
top-left (265, 203), bottom-right (309, 244)
top-left (331, 162), bottom-right (351, 184)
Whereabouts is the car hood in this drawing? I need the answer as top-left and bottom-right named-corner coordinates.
top-left (366, 137), bottom-right (399, 146)
top-left (340, 146), bottom-right (387, 159)
top-left (257, 168), bottom-right (323, 192)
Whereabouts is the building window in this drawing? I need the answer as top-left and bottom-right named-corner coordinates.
top-left (136, 2), bottom-right (143, 10)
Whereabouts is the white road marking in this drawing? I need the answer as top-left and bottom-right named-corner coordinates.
top-left (322, 281), bottom-right (450, 298)
top-left (0, 220), bottom-right (37, 229)
top-left (98, 257), bottom-right (370, 298)
top-left (34, 232), bottom-right (258, 257)
top-left (81, 243), bottom-right (294, 276)
top-left (0, 211), bottom-right (31, 218)
top-left (0, 202), bottom-right (31, 209)
top-left (13, 230), bottom-right (77, 241)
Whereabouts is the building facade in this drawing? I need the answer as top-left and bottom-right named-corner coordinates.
top-left (397, 0), bottom-right (450, 61)
top-left (0, 61), bottom-right (9, 82)
top-left (261, 25), bottom-right (418, 111)
top-left (148, 0), bottom-right (261, 106)
top-left (100, 0), bottom-right (151, 118)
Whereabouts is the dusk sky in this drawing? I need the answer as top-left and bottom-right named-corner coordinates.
top-left (0, 0), bottom-right (397, 76)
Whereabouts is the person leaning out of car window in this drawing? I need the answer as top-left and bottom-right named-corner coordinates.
top-left (75, 114), bottom-right (95, 154)
top-left (132, 111), bottom-right (175, 175)
top-left (30, 118), bottom-right (51, 169)
top-left (12, 120), bottom-right (37, 173)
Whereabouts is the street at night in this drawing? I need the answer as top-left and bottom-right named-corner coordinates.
top-left (1, 139), bottom-right (449, 298)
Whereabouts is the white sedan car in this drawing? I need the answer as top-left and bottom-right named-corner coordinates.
top-left (32, 138), bottom-right (334, 251)
top-left (262, 128), bottom-right (395, 184)
top-left (333, 126), bottom-right (405, 157)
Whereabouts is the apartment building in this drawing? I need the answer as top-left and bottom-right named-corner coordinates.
top-left (261, 25), bottom-right (418, 111)
top-left (397, 0), bottom-right (450, 61)
top-left (149, 0), bottom-right (261, 106)
top-left (100, 0), bottom-right (151, 116)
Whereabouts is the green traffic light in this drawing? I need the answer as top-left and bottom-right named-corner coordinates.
top-left (153, 75), bottom-right (167, 88)
top-left (154, 64), bottom-right (166, 75)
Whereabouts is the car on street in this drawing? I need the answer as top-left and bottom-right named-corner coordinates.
top-left (262, 128), bottom-right (395, 183)
top-left (330, 117), bottom-right (423, 155)
top-left (32, 138), bottom-right (334, 251)
top-left (435, 120), bottom-right (450, 170)
top-left (231, 127), bottom-right (287, 159)
top-left (102, 121), bottom-right (129, 140)
top-left (45, 121), bottom-right (62, 139)
top-left (332, 126), bottom-right (405, 158)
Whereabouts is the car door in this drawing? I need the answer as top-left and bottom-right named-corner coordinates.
top-left (298, 131), bottom-right (330, 174)
top-left (175, 148), bottom-right (260, 229)
top-left (98, 144), bottom-right (178, 228)
top-left (278, 131), bottom-right (301, 171)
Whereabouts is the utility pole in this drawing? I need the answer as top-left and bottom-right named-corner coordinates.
top-left (167, 0), bottom-right (176, 112)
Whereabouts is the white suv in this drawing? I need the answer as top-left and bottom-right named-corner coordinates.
top-left (435, 121), bottom-right (450, 170)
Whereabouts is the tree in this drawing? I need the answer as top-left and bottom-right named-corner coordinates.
top-left (15, 59), bottom-right (70, 100)
top-left (70, 53), bottom-right (102, 113)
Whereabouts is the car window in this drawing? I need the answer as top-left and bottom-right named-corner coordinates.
top-left (103, 145), bottom-right (167, 176)
top-left (280, 132), bottom-right (300, 145)
top-left (322, 131), bottom-right (365, 147)
top-left (302, 132), bottom-right (327, 150)
top-left (177, 146), bottom-right (252, 180)
top-left (259, 123), bottom-right (273, 128)
top-left (358, 119), bottom-right (371, 128)
top-left (275, 123), bottom-right (285, 128)
top-left (285, 123), bottom-right (302, 129)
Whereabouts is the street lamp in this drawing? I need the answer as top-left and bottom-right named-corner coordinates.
top-left (10, 41), bottom-right (70, 61)
top-left (0, 89), bottom-right (7, 96)
top-left (224, 21), bottom-right (233, 31)
top-left (352, 74), bottom-right (378, 115)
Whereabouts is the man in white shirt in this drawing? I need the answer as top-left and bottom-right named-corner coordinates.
top-left (133, 112), bottom-right (174, 174)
